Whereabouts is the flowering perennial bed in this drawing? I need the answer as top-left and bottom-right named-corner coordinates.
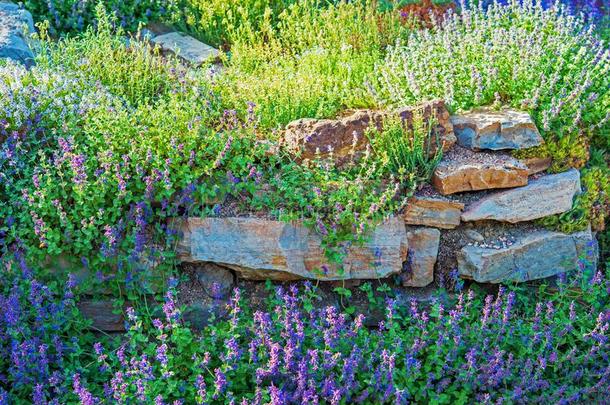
top-left (0, 0), bottom-right (609, 403)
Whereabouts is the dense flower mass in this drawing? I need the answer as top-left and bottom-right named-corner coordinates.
top-left (372, 0), bottom-right (609, 170)
top-left (0, 253), bottom-right (609, 403)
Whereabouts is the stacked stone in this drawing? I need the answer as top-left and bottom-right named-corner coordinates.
top-left (177, 104), bottom-right (598, 287)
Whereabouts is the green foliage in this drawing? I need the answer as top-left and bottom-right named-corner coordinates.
top-left (540, 165), bottom-right (610, 234)
top-left (216, 0), bottom-right (406, 129)
top-left (367, 113), bottom-right (442, 180)
top-left (23, 0), bottom-right (178, 36)
top-left (0, 5), bottom-right (426, 288)
top-left (174, 0), bottom-right (307, 48)
top-left (35, 6), bottom-right (189, 106)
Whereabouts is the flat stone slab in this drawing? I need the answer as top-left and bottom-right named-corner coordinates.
top-left (151, 32), bottom-right (219, 66)
top-left (432, 147), bottom-right (529, 195)
top-left (403, 227), bottom-right (440, 287)
top-left (403, 196), bottom-right (464, 229)
top-left (0, 2), bottom-right (35, 66)
top-left (458, 228), bottom-right (597, 283)
top-left (461, 169), bottom-right (580, 223)
top-left (175, 217), bottom-right (408, 281)
top-left (451, 108), bottom-right (543, 150)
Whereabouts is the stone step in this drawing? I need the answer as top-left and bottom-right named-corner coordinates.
top-left (451, 107), bottom-right (543, 150)
top-left (175, 217), bottom-right (409, 281)
top-left (403, 196), bottom-right (464, 229)
top-left (432, 146), bottom-right (529, 195)
top-left (457, 228), bottom-right (597, 283)
top-left (461, 169), bottom-right (580, 223)
top-left (0, 2), bottom-right (35, 67)
top-left (283, 100), bottom-right (455, 168)
top-left (151, 32), bottom-right (219, 67)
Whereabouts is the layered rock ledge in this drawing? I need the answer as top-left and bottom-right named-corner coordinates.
top-left (283, 100), bottom-right (456, 167)
top-left (432, 147), bottom-right (529, 195)
top-left (452, 108), bottom-right (543, 151)
top-left (175, 217), bottom-right (409, 281)
top-left (458, 228), bottom-right (597, 283)
top-left (461, 169), bottom-right (581, 223)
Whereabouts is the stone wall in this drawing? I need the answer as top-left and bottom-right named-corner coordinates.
top-left (178, 106), bottom-right (599, 290)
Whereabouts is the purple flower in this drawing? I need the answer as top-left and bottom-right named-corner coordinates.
top-left (213, 368), bottom-right (227, 398)
top-left (73, 374), bottom-right (97, 405)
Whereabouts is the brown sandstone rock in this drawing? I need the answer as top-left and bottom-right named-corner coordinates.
top-left (283, 100), bottom-right (455, 167)
top-left (395, 100), bottom-right (457, 156)
top-left (403, 197), bottom-right (464, 229)
top-left (432, 147), bottom-right (529, 195)
top-left (175, 217), bottom-right (409, 281)
top-left (521, 156), bottom-right (552, 175)
top-left (284, 110), bottom-right (380, 167)
top-left (403, 227), bottom-right (440, 287)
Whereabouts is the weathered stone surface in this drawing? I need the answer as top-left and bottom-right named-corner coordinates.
top-left (521, 156), bottom-right (552, 175)
top-left (176, 217), bottom-right (409, 281)
top-left (0, 2), bottom-right (35, 66)
top-left (152, 32), bottom-right (219, 66)
top-left (182, 301), bottom-right (228, 331)
top-left (186, 262), bottom-right (235, 299)
top-left (283, 100), bottom-right (455, 167)
top-left (403, 196), bottom-right (464, 229)
top-left (452, 108), bottom-right (543, 150)
top-left (458, 228), bottom-right (597, 283)
top-left (432, 147), bottom-right (529, 195)
top-left (78, 300), bottom-right (125, 332)
top-left (395, 100), bottom-right (456, 156)
top-left (284, 110), bottom-right (380, 167)
top-left (461, 169), bottom-right (580, 223)
top-left (403, 227), bottom-right (440, 287)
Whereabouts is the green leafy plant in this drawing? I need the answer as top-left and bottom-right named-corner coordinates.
top-left (367, 112), bottom-right (442, 181)
top-left (216, 0), bottom-right (407, 129)
top-left (540, 165), bottom-right (610, 233)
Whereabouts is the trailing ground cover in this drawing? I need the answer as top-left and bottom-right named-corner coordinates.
top-left (1, 252), bottom-right (608, 403)
top-left (1, 2), bottom-right (442, 283)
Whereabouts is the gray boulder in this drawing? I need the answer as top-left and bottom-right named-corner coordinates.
top-left (0, 2), bottom-right (34, 66)
top-left (461, 169), bottom-right (580, 223)
top-left (451, 107), bottom-right (543, 151)
top-left (175, 217), bottom-right (409, 281)
top-left (458, 228), bottom-right (597, 283)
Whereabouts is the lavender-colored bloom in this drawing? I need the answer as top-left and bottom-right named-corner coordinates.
top-left (213, 368), bottom-right (227, 398)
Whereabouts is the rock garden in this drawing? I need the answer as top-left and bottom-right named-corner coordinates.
top-left (0, 0), bottom-right (609, 403)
